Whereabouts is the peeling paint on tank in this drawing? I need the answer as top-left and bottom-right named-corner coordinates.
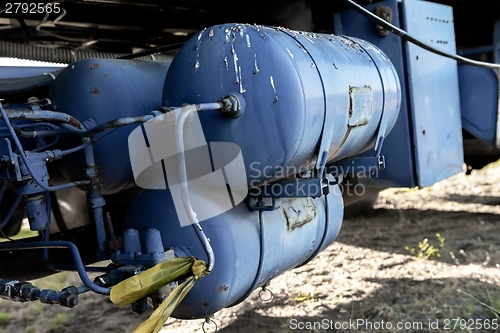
top-left (209, 28), bottom-right (214, 37)
top-left (253, 54), bottom-right (259, 74)
top-left (305, 36), bottom-right (315, 44)
top-left (197, 28), bottom-right (206, 42)
top-left (270, 76), bottom-right (276, 93)
top-left (246, 34), bottom-right (251, 48)
top-left (282, 198), bottom-right (317, 231)
top-left (224, 57), bottom-right (228, 70)
top-left (218, 285), bottom-right (229, 292)
top-left (233, 48), bottom-right (239, 83)
top-left (270, 76), bottom-right (278, 103)
top-left (238, 65), bottom-right (245, 93)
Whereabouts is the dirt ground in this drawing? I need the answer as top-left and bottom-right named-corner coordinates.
top-left (1, 161), bottom-right (500, 333)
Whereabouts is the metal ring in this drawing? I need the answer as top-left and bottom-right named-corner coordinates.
top-left (202, 318), bottom-right (218, 333)
top-left (259, 287), bottom-right (274, 302)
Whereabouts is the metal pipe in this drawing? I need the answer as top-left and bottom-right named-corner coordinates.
top-left (0, 241), bottom-right (111, 294)
top-left (175, 105), bottom-right (215, 272)
top-left (42, 194), bottom-right (108, 273)
top-left (82, 140), bottom-right (108, 258)
top-left (81, 115), bottom-right (155, 136)
top-left (1, 109), bottom-right (83, 130)
top-left (32, 136), bottom-right (60, 152)
top-left (0, 194), bottom-right (22, 230)
top-left (196, 102), bottom-right (223, 111)
top-left (72, 103), bottom-right (221, 137)
top-left (0, 103), bottom-right (90, 191)
top-left (0, 122), bottom-right (61, 132)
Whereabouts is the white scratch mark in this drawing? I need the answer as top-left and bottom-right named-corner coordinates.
top-left (238, 66), bottom-right (245, 93)
top-left (246, 34), bottom-right (251, 48)
top-left (233, 50), bottom-right (239, 84)
top-left (270, 76), bottom-right (276, 93)
top-left (254, 54), bottom-right (259, 74)
top-left (197, 28), bottom-right (206, 42)
top-left (285, 48), bottom-right (294, 59)
top-left (224, 57), bottom-right (228, 70)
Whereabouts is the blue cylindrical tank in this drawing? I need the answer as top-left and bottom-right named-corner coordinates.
top-left (122, 183), bottom-right (343, 319)
top-left (163, 24), bottom-right (401, 186)
top-left (48, 59), bottom-right (171, 194)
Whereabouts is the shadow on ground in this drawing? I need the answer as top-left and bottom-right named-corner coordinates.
top-left (218, 278), bottom-right (500, 333)
top-left (338, 206), bottom-right (500, 268)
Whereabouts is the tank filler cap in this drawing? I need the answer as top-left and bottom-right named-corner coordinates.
top-left (218, 93), bottom-right (245, 118)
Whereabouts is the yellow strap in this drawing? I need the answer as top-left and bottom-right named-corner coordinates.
top-left (132, 276), bottom-right (196, 333)
top-left (110, 257), bottom-right (210, 333)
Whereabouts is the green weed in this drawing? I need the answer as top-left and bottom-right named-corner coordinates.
top-left (405, 233), bottom-right (445, 259)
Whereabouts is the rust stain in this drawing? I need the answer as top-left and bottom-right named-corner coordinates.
top-left (282, 198), bottom-right (317, 231)
top-left (91, 63), bottom-right (100, 69)
top-left (218, 285), bottom-right (229, 292)
top-left (104, 73), bottom-right (109, 77)
top-left (348, 85), bottom-right (372, 127)
top-left (91, 87), bottom-right (100, 94)
top-left (69, 116), bottom-right (83, 129)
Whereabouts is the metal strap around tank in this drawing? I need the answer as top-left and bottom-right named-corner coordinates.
top-left (280, 29), bottom-right (336, 176)
top-left (297, 178), bottom-right (331, 267)
top-left (228, 210), bottom-right (266, 306)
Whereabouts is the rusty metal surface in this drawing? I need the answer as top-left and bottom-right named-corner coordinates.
top-left (282, 198), bottom-right (317, 230)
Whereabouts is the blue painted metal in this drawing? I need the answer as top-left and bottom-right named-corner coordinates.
top-left (24, 195), bottom-right (50, 231)
top-left (0, 66), bottom-right (63, 79)
top-left (402, 0), bottom-right (463, 188)
top-left (338, 0), bottom-right (464, 189)
top-left (111, 228), bottom-right (171, 266)
top-left (458, 65), bottom-right (499, 147)
top-left (48, 59), bottom-right (171, 195)
top-left (328, 156), bottom-right (385, 178)
top-left (336, 0), bottom-right (416, 188)
top-left (163, 24), bottom-right (401, 187)
top-left (123, 183), bottom-right (343, 319)
top-left (0, 240), bottom-right (111, 295)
